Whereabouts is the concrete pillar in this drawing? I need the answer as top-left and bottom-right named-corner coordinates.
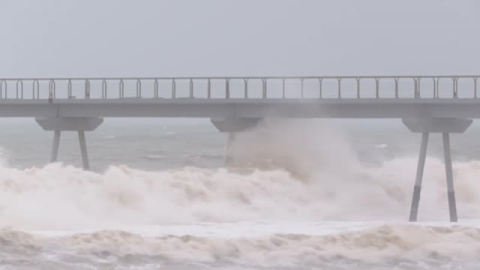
top-left (225, 133), bottom-right (236, 166)
top-left (51, 130), bottom-right (61, 162)
top-left (442, 133), bottom-right (458, 222)
top-left (403, 118), bottom-right (471, 222)
top-left (78, 131), bottom-right (90, 170)
top-left (409, 132), bottom-right (429, 222)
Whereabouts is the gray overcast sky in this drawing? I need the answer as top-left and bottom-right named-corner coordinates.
top-left (0, 0), bottom-right (479, 77)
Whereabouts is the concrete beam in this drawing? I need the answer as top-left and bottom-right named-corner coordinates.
top-left (1, 99), bottom-right (480, 119)
top-left (210, 118), bottom-right (262, 133)
top-left (36, 117), bottom-right (104, 131)
top-left (403, 118), bottom-right (472, 133)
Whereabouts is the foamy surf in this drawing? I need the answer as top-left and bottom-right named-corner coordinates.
top-left (0, 160), bottom-right (480, 268)
top-left (3, 157), bottom-right (480, 231)
top-left (1, 120), bottom-right (480, 269)
top-left (1, 223), bottom-right (480, 269)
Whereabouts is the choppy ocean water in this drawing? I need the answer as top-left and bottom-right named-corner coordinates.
top-left (1, 119), bottom-right (480, 269)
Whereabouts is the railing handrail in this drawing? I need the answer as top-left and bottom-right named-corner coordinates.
top-left (0, 75), bottom-right (479, 81)
top-left (0, 75), bottom-right (479, 101)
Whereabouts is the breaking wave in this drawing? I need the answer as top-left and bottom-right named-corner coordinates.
top-left (1, 120), bottom-right (480, 268)
top-left (2, 157), bottom-right (480, 231)
top-left (1, 120), bottom-right (480, 229)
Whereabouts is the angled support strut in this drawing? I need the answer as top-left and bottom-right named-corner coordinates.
top-left (443, 133), bottom-right (457, 222)
top-left (51, 130), bottom-right (61, 163)
top-left (409, 132), bottom-right (429, 222)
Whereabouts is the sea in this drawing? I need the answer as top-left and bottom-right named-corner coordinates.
top-left (0, 118), bottom-right (480, 269)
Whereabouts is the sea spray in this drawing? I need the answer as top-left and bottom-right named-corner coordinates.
top-left (0, 120), bottom-right (479, 231)
top-left (1, 120), bottom-right (480, 268)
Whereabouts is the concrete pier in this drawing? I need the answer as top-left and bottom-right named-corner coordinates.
top-left (403, 118), bottom-right (472, 222)
top-left (0, 75), bottom-right (479, 222)
top-left (36, 117), bottom-right (103, 170)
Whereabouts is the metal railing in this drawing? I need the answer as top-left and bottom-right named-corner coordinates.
top-left (0, 76), bottom-right (478, 100)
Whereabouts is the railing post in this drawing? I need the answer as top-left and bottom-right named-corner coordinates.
top-left (418, 78), bottom-right (423, 98)
top-left (0, 80), bottom-right (4, 99)
top-left (119, 79), bottom-right (124, 98)
top-left (243, 78), bottom-right (248, 99)
top-left (434, 78), bottom-right (439, 99)
top-left (375, 78), bottom-right (380, 99)
top-left (318, 78), bottom-right (323, 99)
top-left (85, 79), bottom-right (90, 99)
top-left (49, 80), bottom-right (56, 100)
top-left (16, 80), bottom-right (23, 99)
top-left (394, 78), bottom-right (399, 99)
top-left (172, 79), bottom-right (176, 98)
top-left (136, 79), bottom-right (142, 98)
top-left (475, 77), bottom-right (478, 99)
top-left (190, 79), bottom-right (194, 98)
top-left (0, 80), bottom-right (5, 99)
top-left (225, 78), bottom-right (230, 99)
top-left (154, 79), bottom-right (159, 98)
top-left (414, 78), bottom-right (419, 99)
top-left (453, 77), bottom-right (458, 98)
top-left (102, 79), bottom-right (107, 99)
top-left (301, 78), bottom-right (305, 98)
top-left (337, 78), bottom-right (342, 99)
top-left (68, 79), bottom-right (72, 99)
top-left (282, 78), bottom-right (286, 99)
top-left (262, 78), bottom-right (267, 99)
top-left (356, 78), bottom-right (361, 98)
top-left (208, 79), bottom-right (212, 99)
top-left (33, 80), bottom-right (40, 99)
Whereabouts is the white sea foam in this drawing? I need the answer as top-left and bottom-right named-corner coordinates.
top-left (2, 156), bottom-right (480, 231)
top-left (0, 120), bottom-right (480, 227)
top-left (1, 223), bottom-right (480, 269)
top-left (0, 120), bottom-right (479, 268)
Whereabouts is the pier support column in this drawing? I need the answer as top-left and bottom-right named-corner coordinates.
top-left (78, 131), bottom-right (90, 170)
top-left (36, 117), bottom-right (103, 170)
top-left (51, 130), bottom-right (61, 162)
top-left (443, 133), bottom-right (457, 222)
top-left (409, 132), bottom-right (429, 222)
top-left (225, 133), bottom-right (236, 166)
top-left (403, 118), bottom-right (472, 222)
